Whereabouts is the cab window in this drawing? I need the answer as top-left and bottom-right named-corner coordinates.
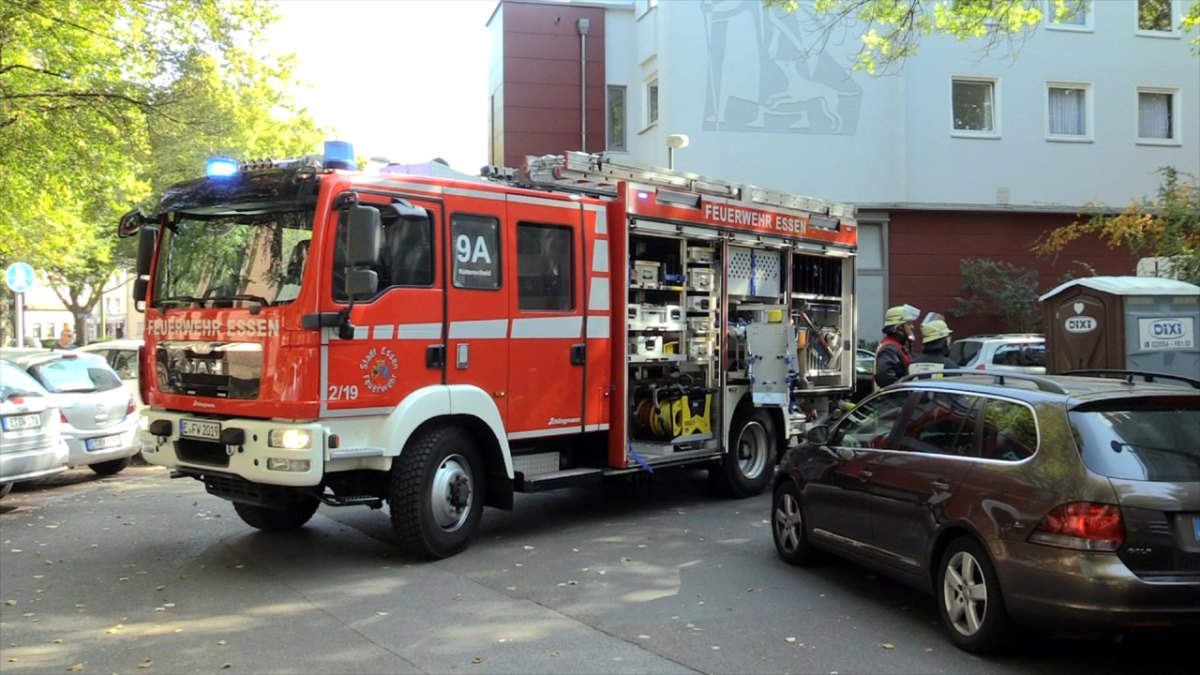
top-left (896, 392), bottom-right (981, 456)
top-left (333, 203), bottom-right (434, 301)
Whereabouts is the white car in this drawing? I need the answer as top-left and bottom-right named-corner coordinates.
top-left (77, 339), bottom-right (143, 410)
top-left (0, 350), bottom-right (140, 476)
top-left (1, 360), bottom-right (69, 498)
top-left (948, 334), bottom-right (1046, 374)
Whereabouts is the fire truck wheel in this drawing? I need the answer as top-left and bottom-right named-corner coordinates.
top-left (389, 426), bottom-right (484, 559)
top-left (89, 458), bottom-right (130, 476)
top-left (709, 408), bottom-right (775, 498)
top-left (232, 498), bottom-right (319, 531)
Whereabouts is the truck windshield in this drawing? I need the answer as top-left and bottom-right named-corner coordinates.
top-left (152, 211), bottom-right (314, 309)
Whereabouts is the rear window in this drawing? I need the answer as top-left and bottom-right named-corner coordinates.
top-left (1070, 397), bottom-right (1200, 481)
top-left (1, 361), bottom-right (46, 398)
top-left (29, 357), bottom-right (122, 394)
top-left (991, 343), bottom-right (1045, 368)
top-left (949, 340), bottom-right (981, 367)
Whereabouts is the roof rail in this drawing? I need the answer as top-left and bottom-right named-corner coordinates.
top-left (899, 368), bottom-right (1070, 394)
top-left (1060, 369), bottom-right (1200, 390)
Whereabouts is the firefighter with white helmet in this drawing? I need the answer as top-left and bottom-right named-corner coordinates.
top-left (874, 304), bottom-right (920, 388)
top-left (909, 313), bottom-right (957, 375)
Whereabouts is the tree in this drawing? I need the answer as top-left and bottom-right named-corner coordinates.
top-left (763, 0), bottom-right (1200, 74)
top-left (1033, 169), bottom-right (1200, 285)
top-left (0, 0), bottom-right (324, 345)
top-left (952, 259), bottom-right (1043, 333)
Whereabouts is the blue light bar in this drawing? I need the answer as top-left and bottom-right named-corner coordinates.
top-left (323, 140), bottom-right (355, 170)
top-left (206, 156), bottom-right (239, 178)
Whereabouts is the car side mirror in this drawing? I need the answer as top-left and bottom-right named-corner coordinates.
top-left (345, 269), bottom-right (378, 299)
top-left (806, 425), bottom-right (830, 445)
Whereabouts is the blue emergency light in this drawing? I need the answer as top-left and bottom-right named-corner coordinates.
top-left (205, 156), bottom-right (239, 178)
top-left (323, 140), bottom-right (355, 170)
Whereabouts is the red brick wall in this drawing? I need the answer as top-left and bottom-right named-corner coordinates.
top-left (497, 1), bottom-right (606, 169)
top-left (887, 210), bottom-right (1136, 336)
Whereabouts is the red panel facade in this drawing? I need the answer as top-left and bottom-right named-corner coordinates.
top-left (495, 0), bottom-right (606, 168)
top-left (887, 210), bottom-right (1136, 336)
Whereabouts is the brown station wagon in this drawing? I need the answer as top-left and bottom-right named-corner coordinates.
top-left (772, 369), bottom-right (1200, 653)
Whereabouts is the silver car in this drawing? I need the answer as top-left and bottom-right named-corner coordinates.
top-left (1, 360), bottom-right (69, 498)
top-left (1, 350), bottom-right (139, 476)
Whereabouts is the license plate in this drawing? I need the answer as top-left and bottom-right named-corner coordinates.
top-left (180, 419), bottom-right (221, 441)
top-left (86, 435), bottom-right (123, 451)
top-left (2, 414), bottom-right (42, 431)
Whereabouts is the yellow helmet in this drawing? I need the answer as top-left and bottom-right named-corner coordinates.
top-left (884, 304), bottom-right (921, 327)
top-left (921, 319), bottom-right (952, 342)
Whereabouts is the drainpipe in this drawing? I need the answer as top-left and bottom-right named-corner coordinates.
top-left (578, 18), bottom-right (590, 152)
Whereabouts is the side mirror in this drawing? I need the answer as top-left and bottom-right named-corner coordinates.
top-left (805, 424), bottom-right (830, 445)
top-left (346, 205), bottom-right (381, 266)
top-left (135, 226), bottom-right (157, 276)
top-left (118, 209), bottom-right (146, 238)
top-left (346, 269), bottom-right (378, 299)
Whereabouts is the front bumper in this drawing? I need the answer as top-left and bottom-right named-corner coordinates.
top-left (994, 539), bottom-right (1200, 636)
top-left (140, 411), bottom-right (325, 487)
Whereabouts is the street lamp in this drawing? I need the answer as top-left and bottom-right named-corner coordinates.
top-left (666, 134), bottom-right (689, 170)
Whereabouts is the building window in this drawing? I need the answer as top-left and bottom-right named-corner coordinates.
top-left (1137, 88), bottom-right (1178, 143)
top-left (951, 78), bottom-right (997, 135)
top-left (1047, 0), bottom-right (1090, 30)
top-left (646, 77), bottom-right (659, 127)
top-left (1047, 84), bottom-right (1090, 140)
top-left (1137, 0), bottom-right (1174, 32)
top-left (517, 223), bottom-right (573, 311)
top-left (607, 85), bottom-right (627, 151)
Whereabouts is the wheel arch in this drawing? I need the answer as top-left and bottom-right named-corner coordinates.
top-left (729, 394), bottom-right (788, 464)
top-left (927, 524), bottom-right (987, 593)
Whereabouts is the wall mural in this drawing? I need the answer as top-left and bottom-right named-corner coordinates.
top-left (702, 0), bottom-right (862, 135)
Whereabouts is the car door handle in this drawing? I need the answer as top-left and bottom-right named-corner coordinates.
top-left (931, 480), bottom-right (950, 491)
top-left (859, 470), bottom-right (873, 481)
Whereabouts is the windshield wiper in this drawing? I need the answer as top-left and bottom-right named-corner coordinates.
top-left (205, 294), bottom-right (269, 308)
top-left (1111, 440), bottom-right (1200, 463)
top-left (157, 295), bottom-right (204, 309)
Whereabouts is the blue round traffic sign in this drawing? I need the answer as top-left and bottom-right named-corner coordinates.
top-left (4, 262), bottom-right (36, 293)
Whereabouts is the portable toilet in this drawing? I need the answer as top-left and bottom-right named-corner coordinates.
top-left (1039, 276), bottom-right (1200, 376)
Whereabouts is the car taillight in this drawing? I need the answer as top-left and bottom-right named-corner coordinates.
top-left (975, 364), bottom-right (986, 370)
top-left (126, 399), bottom-right (136, 416)
top-left (60, 412), bottom-right (68, 424)
top-left (1030, 502), bottom-right (1124, 552)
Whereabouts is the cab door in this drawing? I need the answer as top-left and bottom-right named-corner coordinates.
top-left (504, 195), bottom-right (586, 437)
top-left (445, 200), bottom-right (509, 424)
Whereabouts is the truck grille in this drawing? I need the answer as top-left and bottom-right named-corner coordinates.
top-left (176, 438), bottom-right (229, 467)
top-left (156, 342), bottom-right (262, 400)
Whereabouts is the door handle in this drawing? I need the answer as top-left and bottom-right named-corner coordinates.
top-left (931, 480), bottom-right (950, 491)
top-left (425, 344), bottom-right (445, 369)
top-left (859, 469), bottom-right (873, 481)
top-left (570, 343), bottom-right (586, 366)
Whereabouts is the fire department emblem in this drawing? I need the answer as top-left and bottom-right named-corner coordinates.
top-left (360, 346), bottom-right (399, 394)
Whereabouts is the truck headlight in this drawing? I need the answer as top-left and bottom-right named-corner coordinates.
top-left (268, 429), bottom-right (312, 449)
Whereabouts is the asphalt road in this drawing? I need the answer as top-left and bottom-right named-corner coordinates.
top-left (0, 467), bottom-right (1189, 674)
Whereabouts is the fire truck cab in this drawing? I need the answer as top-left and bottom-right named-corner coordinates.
top-left (119, 143), bottom-right (857, 559)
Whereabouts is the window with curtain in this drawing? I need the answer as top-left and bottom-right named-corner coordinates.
top-left (1048, 86), bottom-right (1088, 137)
top-left (952, 79), bottom-right (996, 133)
top-left (1138, 90), bottom-right (1175, 140)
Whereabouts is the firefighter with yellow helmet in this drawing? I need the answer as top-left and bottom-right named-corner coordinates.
top-left (874, 304), bottom-right (920, 389)
top-left (909, 313), bottom-right (958, 375)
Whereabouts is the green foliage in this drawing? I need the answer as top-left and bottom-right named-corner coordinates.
top-left (952, 259), bottom-right (1043, 333)
top-left (763, 0), bottom-right (1199, 73)
top-left (1034, 168), bottom-right (1200, 285)
top-left (0, 0), bottom-right (325, 344)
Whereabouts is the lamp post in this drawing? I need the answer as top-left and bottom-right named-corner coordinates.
top-left (666, 134), bottom-right (689, 170)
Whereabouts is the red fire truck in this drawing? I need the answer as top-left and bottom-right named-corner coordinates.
top-left (118, 142), bottom-right (857, 558)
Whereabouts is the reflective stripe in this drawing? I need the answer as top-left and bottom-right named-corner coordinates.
top-left (449, 319), bottom-right (508, 339)
top-left (588, 279), bottom-right (610, 311)
top-left (353, 325), bottom-right (369, 340)
top-left (356, 177), bottom-right (444, 195)
top-left (397, 322), bottom-right (442, 339)
top-left (586, 206), bottom-right (607, 235)
top-left (372, 324), bottom-right (394, 340)
top-left (510, 316), bottom-right (583, 339)
top-left (584, 424), bottom-right (610, 432)
top-left (586, 316), bottom-right (610, 338)
top-left (592, 239), bottom-right (609, 273)
top-left (507, 193), bottom-right (581, 210)
top-left (509, 427), bottom-right (580, 440)
top-left (444, 186), bottom-right (506, 201)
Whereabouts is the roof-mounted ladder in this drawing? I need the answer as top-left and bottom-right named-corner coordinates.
top-left (482, 151), bottom-right (856, 220)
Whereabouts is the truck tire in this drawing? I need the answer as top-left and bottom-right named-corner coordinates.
top-left (233, 498), bottom-right (319, 531)
top-left (709, 408), bottom-right (775, 498)
top-left (389, 426), bottom-right (484, 559)
top-left (89, 457), bottom-right (130, 476)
